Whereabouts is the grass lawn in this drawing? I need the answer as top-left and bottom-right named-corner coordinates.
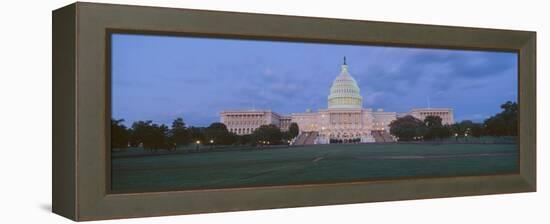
top-left (111, 143), bottom-right (518, 192)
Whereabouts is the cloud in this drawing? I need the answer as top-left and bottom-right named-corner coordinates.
top-left (112, 34), bottom-right (517, 126)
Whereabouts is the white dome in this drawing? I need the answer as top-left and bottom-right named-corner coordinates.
top-left (328, 61), bottom-right (363, 109)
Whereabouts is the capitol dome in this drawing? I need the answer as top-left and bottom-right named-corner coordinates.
top-left (328, 58), bottom-right (363, 109)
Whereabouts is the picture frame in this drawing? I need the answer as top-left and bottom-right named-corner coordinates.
top-left (52, 2), bottom-right (536, 221)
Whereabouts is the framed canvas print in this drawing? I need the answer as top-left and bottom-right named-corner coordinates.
top-left (52, 2), bottom-right (536, 221)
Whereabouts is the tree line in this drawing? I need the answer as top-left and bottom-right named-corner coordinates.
top-left (389, 101), bottom-right (518, 141)
top-left (111, 117), bottom-right (300, 151)
top-left (112, 101), bottom-right (518, 149)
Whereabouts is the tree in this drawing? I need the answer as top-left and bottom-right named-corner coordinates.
top-left (281, 131), bottom-right (292, 144)
top-left (252, 124), bottom-right (283, 145)
top-left (129, 120), bottom-right (153, 147)
top-left (424, 115), bottom-right (443, 128)
top-left (451, 122), bottom-right (466, 137)
top-left (236, 134), bottom-right (253, 145)
top-left (170, 117), bottom-right (190, 147)
top-left (449, 120), bottom-right (484, 141)
top-left (470, 123), bottom-right (485, 138)
top-left (389, 115), bottom-right (426, 141)
top-left (438, 124), bottom-right (453, 139)
top-left (204, 122), bottom-right (234, 145)
top-left (484, 101), bottom-right (518, 136)
top-left (149, 123), bottom-right (173, 151)
top-left (129, 120), bottom-right (173, 151)
top-left (188, 126), bottom-right (205, 144)
top-left (111, 119), bottom-right (130, 150)
top-left (423, 115), bottom-right (443, 140)
top-left (288, 122), bottom-right (299, 139)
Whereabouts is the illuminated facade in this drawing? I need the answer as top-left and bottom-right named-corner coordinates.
top-left (220, 59), bottom-right (453, 144)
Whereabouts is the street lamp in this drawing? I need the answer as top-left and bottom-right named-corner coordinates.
top-left (210, 139), bottom-right (214, 150)
top-left (195, 140), bottom-right (200, 150)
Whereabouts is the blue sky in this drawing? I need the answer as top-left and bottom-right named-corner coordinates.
top-left (111, 33), bottom-right (517, 127)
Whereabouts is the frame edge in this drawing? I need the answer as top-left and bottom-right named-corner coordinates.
top-left (52, 2), bottom-right (78, 221)
top-left (519, 32), bottom-right (537, 191)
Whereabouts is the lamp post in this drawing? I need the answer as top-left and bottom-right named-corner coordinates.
top-left (195, 140), bottom-right (200, 150)
top-left (210, 139), bottom-right (214, 150)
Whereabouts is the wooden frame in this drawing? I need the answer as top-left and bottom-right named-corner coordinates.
top-left (52, 2), bottom-right (536, 221)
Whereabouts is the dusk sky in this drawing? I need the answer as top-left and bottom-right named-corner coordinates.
top-left (112, 33), bottom-right (517, 127)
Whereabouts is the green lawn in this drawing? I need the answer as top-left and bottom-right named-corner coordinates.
top-left (111, 143), bottom-right (518, 192)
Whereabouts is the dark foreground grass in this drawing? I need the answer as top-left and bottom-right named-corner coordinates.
top-left (111, 143), bottom-right (518, 192)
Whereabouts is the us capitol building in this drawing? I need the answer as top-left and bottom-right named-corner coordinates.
top-left (220, 58), bottom-right (453, 144)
